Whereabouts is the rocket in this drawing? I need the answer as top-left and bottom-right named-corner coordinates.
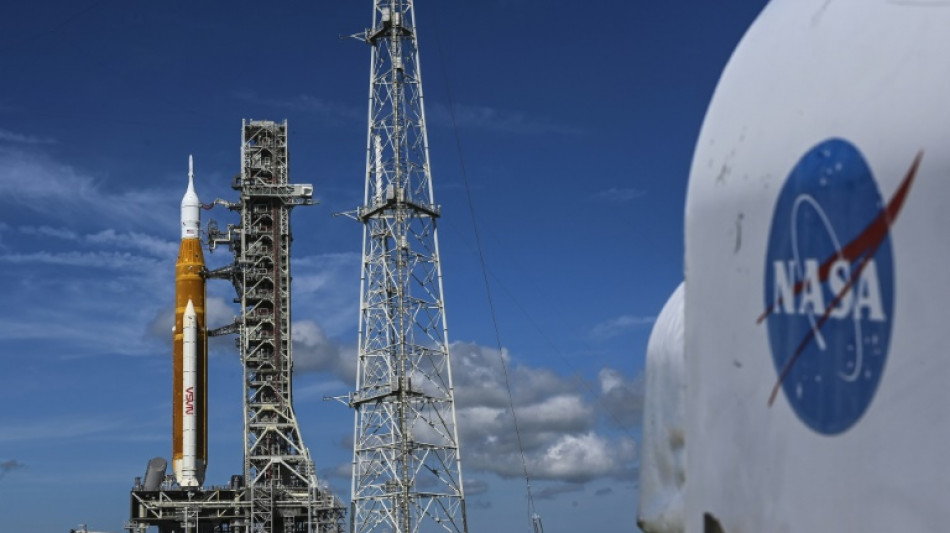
top-left (180, 299), bottom-right (200, 487)
top-left (173, 155), bottom-right (207, 487)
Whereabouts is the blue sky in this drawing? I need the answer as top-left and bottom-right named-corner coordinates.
top-left (0, 2), bottom-right (765, 531)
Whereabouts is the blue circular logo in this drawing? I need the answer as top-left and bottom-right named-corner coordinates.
top-left (763, 138), bottom-right (895, 435)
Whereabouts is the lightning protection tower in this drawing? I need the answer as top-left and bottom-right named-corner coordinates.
top-left (348, 3), bottom-right (469, 533)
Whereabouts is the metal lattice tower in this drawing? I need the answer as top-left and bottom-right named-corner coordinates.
top-left (349, 3), bottom-right (469, 533)
top-left (128, 121), bottom-right (345, 533)
top-left (210, 119), bottom-right (344, 533)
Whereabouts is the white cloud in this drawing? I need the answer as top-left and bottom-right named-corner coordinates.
top-left (85, 228), bottom-right (178, 257)
top-left (291, 319), bottom-right (358, 382)
top-left (598, 368), bottom-right (645, 427)
top-left (17, 225), bottom-right (80, 240)
top-left (449, 342), bottom-right (641, 484)
top-left (291, 252), bottom-right (361, 336)
top-left (531, 432), bottom-right (637, 483)
top-left (279, 331), bottom-right (643, 485)
top-left (233, 91), bottom-right (362, 124)
top-left (591, 187), bottom-right (646, 203)
top-left (590, 314), bottom-right (655, 340)
top-left (144, 295), bottom-right (239, 358)
top-left (0, 128), bottom-right (56, 145)
top-left (427, 102), bottom-right (582, 136)
top-left (0, 415), bottom-right (122, 443)
top-left (0, 146), bottom-right (177, 229)
top-left (0, 250), bottom-right (162, 272)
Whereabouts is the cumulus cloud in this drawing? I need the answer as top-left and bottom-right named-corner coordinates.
top-left (288, 332), bottom-right (643, 486)
top-left (532, 432), bottom-right (636, 482)
top-left (145, 296), bottom-right (239, 357)
top-left (599, 368), bottom-right (645, 428)
top-left (450, 342), bottom-right (641, 484)
top-left (292, 319), bottom-right (357, 383)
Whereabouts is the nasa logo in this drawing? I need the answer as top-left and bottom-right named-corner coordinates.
top-left (185, 386), bottom-right (195, 416)
top-left (760, 138), bottom-right (920, 434)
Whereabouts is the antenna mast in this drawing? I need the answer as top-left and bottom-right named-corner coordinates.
top-left (349, 2), bottom-right (469, 533)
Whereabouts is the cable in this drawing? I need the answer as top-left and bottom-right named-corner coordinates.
top-left (429, 4), bottom-right (542, 530)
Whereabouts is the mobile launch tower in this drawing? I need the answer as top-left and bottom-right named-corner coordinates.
top-left (127, 120), bottom-right (345, 533)
top-left (347, 2), bottom-right (470, 533)
top-left (212, 120), bottom-right (344, 533)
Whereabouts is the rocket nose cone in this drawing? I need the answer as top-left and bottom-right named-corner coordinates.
top-left (181, 155), bottom-right (201, 239)
top-left (184, 299), bottom-right (197, 325)
top-left (181, 154), bottom-right (201, 207)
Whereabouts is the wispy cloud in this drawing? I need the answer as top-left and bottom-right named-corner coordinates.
top-left (591, 187), bottom-right (646, 203)
top-left (0, 146), bottom-right (178, 229)
top-left (13, 225), bottom-right (177, 258)
top-left (0, 250), bottom-right (163, 272)
top-left (0, 230), bottom-right (174, 358)
top-left (233, 91), bottom-right (363, 123)
top-left (0, 459), bottom-right (25, 480)
top-left (427, 102), bottom-right (583, 136)
top-left (0, 416), bottom-right (121, 443)
top-left (535, 482), bottom-right (584, 500)
top-left (590, 314), bottom-right (655, 340)
top-left (0, 128), bottom-right (56, 145)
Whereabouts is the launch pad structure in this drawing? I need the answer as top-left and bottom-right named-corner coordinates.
top-left (127, 120), bottom-right (345, 533)
top-left (128, 2), bottom-right (474, 532)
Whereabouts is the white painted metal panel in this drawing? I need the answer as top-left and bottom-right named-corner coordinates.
top-left (684, 1), bottom-right (950, 531)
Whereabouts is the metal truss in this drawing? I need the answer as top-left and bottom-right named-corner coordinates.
top-left (127, 119), bottom-right (344, 533)
top-left (350, 3), bottom-right (469, 533)
top-left (128, 482), bottom-right (245, 533)
top-left (222, 120), bottom-right (344, 533)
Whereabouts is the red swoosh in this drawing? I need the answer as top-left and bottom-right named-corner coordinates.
top-left (762, 151), bottom-right (922, 407)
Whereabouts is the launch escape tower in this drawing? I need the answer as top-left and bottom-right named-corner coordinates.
top-left (127, 120), bottom-right (344, 533)
top-left (347, 2), bottom-right (470, 533)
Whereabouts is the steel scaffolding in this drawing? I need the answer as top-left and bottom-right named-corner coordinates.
top-left (220, 120), bottom-right (345, 533)
top-left (349, 2), bottom-right (469, 533)
top-left (128, 120), bottom-right (345, 533)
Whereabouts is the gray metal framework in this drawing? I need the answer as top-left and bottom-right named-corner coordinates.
top-left (349, 3), bottom-right (469, 533)
top-left (217, 119), bottom-right (344, 533)
top-left (128, 120), bottom-right (344, 533)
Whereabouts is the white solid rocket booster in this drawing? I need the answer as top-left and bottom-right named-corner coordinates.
top-left (180, 298), bottom-right (199, 488)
